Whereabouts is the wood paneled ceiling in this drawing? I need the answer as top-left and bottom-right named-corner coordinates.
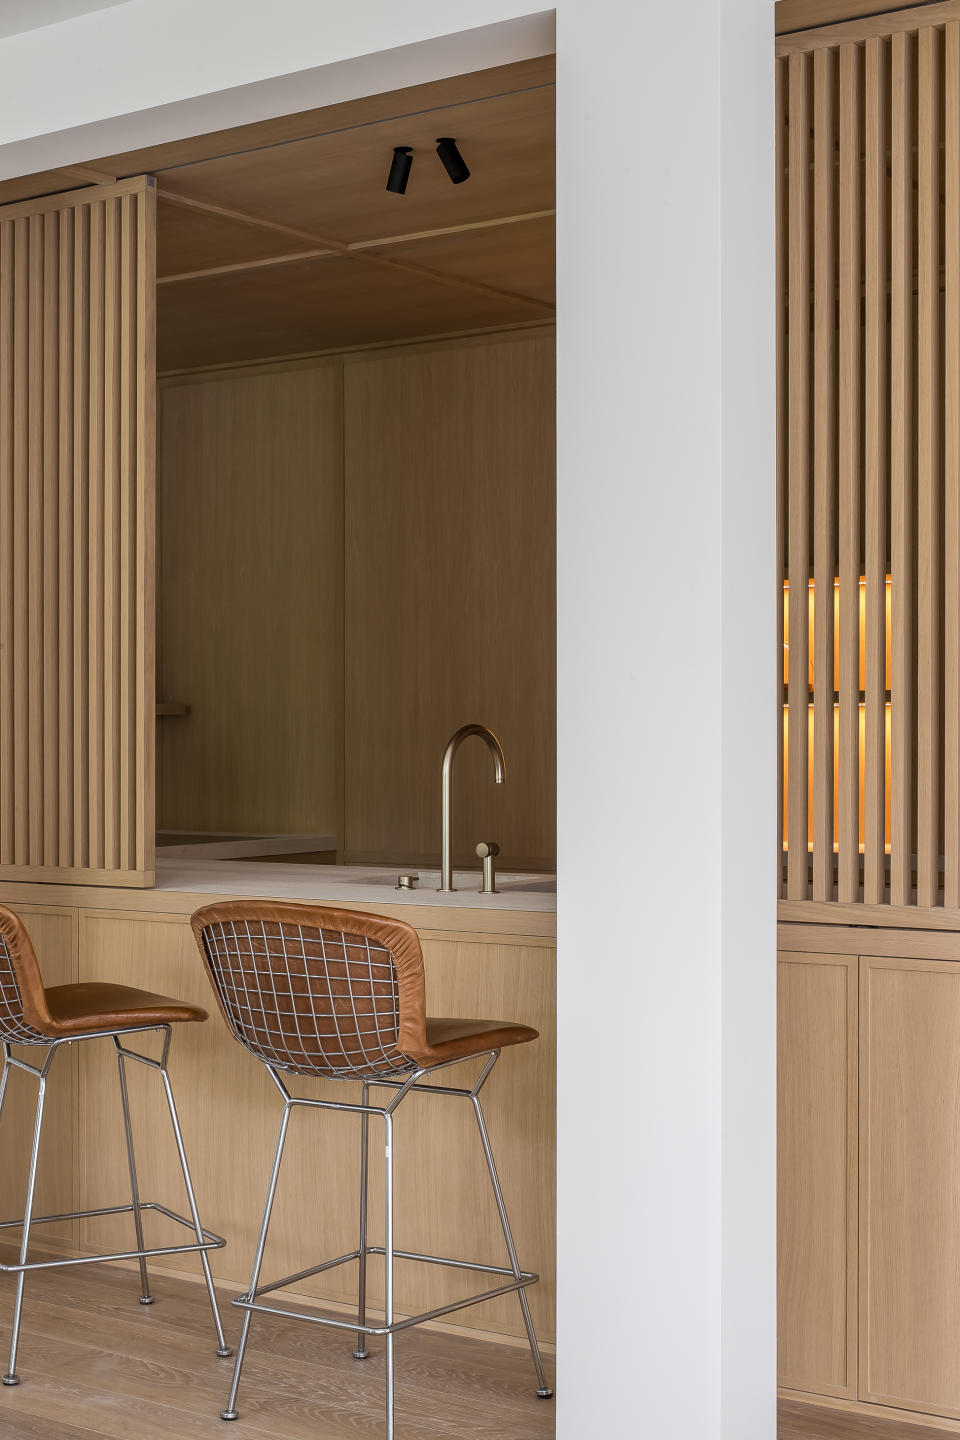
top-left (0, 57), bottom-right (555, 371)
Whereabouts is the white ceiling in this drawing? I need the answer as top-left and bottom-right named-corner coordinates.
top-left (0, 0), bottom-right (131, 39)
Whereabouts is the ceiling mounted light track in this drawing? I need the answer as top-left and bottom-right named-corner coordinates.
top-left (436, 136), bottom-right (470, 184)
top-left (385, 145), bottom-right (413, 195)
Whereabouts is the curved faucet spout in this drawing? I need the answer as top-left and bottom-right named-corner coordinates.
top-left (440, 725), bottom-right (506, 892)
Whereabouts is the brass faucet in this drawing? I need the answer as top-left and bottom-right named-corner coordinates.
top-left (439, 725), bottom-right (505, 891)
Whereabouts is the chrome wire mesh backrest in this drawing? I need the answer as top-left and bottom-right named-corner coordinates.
top-left (198, 917), bottom-right (418, 1079)
top-left (0, 930), bottom-right (47, 1045)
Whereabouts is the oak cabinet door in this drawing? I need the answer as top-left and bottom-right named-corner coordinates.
top-left (778, 951), bottom-right (858, 1397)
top-left (860, 955), bottom-right (960, 1419)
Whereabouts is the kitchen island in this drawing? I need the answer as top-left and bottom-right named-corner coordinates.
top-left (0, 860), bottom-right (556, 1348)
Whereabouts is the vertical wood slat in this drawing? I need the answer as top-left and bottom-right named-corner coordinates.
top-left (27, 214), bottom-right (43, 866)
top-left (813, 48), bottom-right (838, 902)
top-left (73, 206), bottom-right (90, 869)
top-left (42, 211), bottom-right (60, 868)
top-left (788, 51), bottom-right (812, 901)
top-left (889, 30), bottom-right (914, 905)
top-left (777, 58), bottom-right (787, 899)
top-left (119, 197), bottom-right (135, 872)
top-left (946, 22), bottom-right (960, 908)
top-left (917, 25), bottom-right (942, 908)
top-left (0, 177), bottom-right (155, 886)
top-left (136, 184), bottom-right (156, 875)
top-left (838, 42), bottom-right (862, 905)
top-left (12, 220), bottom-right (28, 866)
top-left (103, 199), bottom-right (120, 872)
top-left (58, 210), bottom-right (74, 868)
top-left (87, 200), bottom-right (105, 871)
top-left (863, 36), bottom-right (888, 905)
top-left (0, 221), bottom-right (12, 866)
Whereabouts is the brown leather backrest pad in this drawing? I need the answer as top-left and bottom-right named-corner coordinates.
top-left (190, 900), bottom-right (432, 1076)
top-left (0, 905), bottom-right (57, 1042)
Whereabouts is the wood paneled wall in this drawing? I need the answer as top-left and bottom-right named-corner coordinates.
top-left (778, 9), bottom-right (960, 910)
top-left (157, 365), bottom-right (343, 837)
top-left (343, 331), bottom-right (556, 870)
top-left (158, 327), bottom-right (556, 869)
top-left (0, 178), bottom-right (156, 886)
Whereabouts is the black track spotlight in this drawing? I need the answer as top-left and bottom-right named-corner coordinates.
top-left (386, 145), bottom-right (413, 195)
top-left (436, 136), bottom-right (470, 185)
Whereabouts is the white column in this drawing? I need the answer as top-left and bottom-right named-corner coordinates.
top-left (555, 0), bottom-right (776, 1435)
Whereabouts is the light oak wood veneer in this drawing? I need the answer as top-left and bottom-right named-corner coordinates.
top-left (157, 328), bottom-right (556, 869)
top-left (343, 331), bottom-right (556, 870)
top-left (0, 179), bottom-right (156, 887)
top-left (157, 364), bottom-right (343, 838)
top-left (778, 953), bottom-right (858, 1398)
top-left (0, 898), bottom-right (555, 1349)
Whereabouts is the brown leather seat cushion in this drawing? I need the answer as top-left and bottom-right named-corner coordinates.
top-left (40, 982), bottom-right (207, 1037)
top-left (422, 1016), bottom-right (538, 1064)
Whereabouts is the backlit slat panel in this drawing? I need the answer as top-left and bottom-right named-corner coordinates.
top-left (777, 58), bottom-right (787, 899)
top-left (863, 36), bottom-right (889, 906)
top-left (778, 6), bottom-right (960, 914)
top-left (889, 29), bottom-right (914, 905)
top-left (812, 47), bottom-right (838, 902)
top-left (787, 50), bottom-right (812, 902)
top-left (837, 41), bottom-right (862, 905)
top-left (916, 26), bottom-right (942, 907)
top-left (0, 177), bottom-right (155, 886)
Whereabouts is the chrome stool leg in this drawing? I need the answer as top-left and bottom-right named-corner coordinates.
top-left (114, 1037), bottom-right (152, 1306)
top-left (2, 1050), bottom-right (51, 1387)
top-left (221, 1101), bottom-right (292, 1421)
top-left (0, 1047), bottom-right (10, 1128)
top-left (471, 1080), bottom-right (553, 1399)
top-left (354, 1081), bottom-right (370, 1361)
top-left (384, 1109), bottom-right (396, 1440)
top-left (158, 1053), bottom-right (231, 1358)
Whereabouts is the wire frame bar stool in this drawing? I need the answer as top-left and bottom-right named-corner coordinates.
top-left (0, 904), bottom-right (231, 1386)
top-left (191, 899), bottom-right (553, 1438)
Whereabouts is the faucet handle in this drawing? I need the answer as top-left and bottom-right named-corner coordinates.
top-left (476, 841), bottom-right (500, 894)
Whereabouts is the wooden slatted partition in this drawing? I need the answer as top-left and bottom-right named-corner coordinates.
top-left (0, 177), bottom-right (155, 886)
top-left (779, 2), bottom-right (960, 913)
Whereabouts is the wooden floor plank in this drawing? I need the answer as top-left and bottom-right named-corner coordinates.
top-left (0, 1247), bottom-right (554, 1440)
top-left (779, 1399), bottom-right (960, 1439)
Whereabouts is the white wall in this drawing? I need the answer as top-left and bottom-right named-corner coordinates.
top-left (0, 3), bottom-right (777, 1436)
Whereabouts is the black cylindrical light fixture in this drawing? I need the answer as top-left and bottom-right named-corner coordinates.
top-left (386, 146), bottom-right (413, 195)
top-left (436, 137), bottom-right (470, 184)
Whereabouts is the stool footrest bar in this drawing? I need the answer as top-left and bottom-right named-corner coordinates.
top-left (253, 1250), bottom-right (361, 1298)
top-left (364, 1246), bottom-right (526, 1277)
top-left (0, 1201), bottom-right (225, 1273)
top-left (232, 1271), bottom-right (538, 1336)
